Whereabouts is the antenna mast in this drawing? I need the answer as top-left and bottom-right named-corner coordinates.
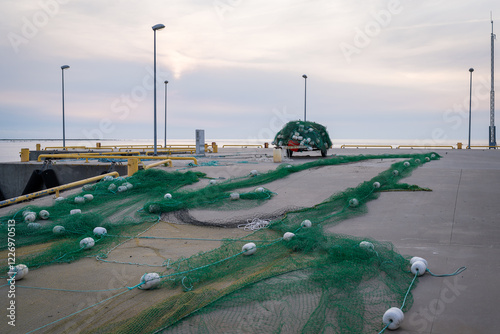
top-left (490, 12), bottom-right (497, 148)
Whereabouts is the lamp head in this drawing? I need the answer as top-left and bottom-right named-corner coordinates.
top-left (152, 24), bottom-right (165, 31)
top-left (302, 74), bottom-right (307, 79)
top-left (469, 68), bottom-right (474, 72)
top-left (164, 80), bottom-right (169, 84)
top-left (61, 65), bottom-right (70, 70)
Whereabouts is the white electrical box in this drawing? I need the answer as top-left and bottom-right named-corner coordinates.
top-left (195, 129), bottom-right (205, 154)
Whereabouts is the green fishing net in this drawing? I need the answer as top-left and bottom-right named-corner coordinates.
top-left (272, 120), bottom-right (332, 156)
top-left (0, 153), bottom-right (440, 333)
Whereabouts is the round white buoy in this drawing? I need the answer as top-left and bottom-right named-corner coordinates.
top-left (255, 187), bottom-right (265, 193)
top-left (242, 242), bottom-right (257, 255)
top-left (283, 232), bottom-right (295, 241)
top-left (27, 222), bottom-right (41, 230)
top-left (117, 186), bottom-right (127, 192)
top-left (116, 177), bottom-right (125, 181)
top-left (103, 175), bottom-right (114, 181)
top-left (93, 227), bottom-right (107, 236)
top-left (23, 210), bottom-right (35, 218)
top-left (55, 196), bottom-right (65, 202)
top-left (425, 157), bottom-right (430, 162)
top-left (108, 184), bottom-right (117, 191)
top-left (392, 170), bottom-right (399, 176)
top-left (82, 184), bottom-right (94, 191)
top-left (250, 170), bottom-right (259, 176)
top-left (382, 307), bottom-right (404, 330)
top-left (411, 260), bottom-right (427, 276)
top-left (140, 273), bottom-right (161, 290)
top-left (230, 192), bottom-right (240, 200)
top-left (24, 213), bottom-right (36, 222)
top-left (83, 194), bottom-right (94, 202)
top-left (124, 182), bottom-right (133, 190)
top-left (53, 225), bottom-right (65, 234)
top-left (39, 210), bottom-right (50, 220)
top-left (431, 153), bottom-right (436, 158)
top-left (359, 241), bottom-right (374, 250)
top-left (301, 219), bottom-right (312, 228)
top-left (74, 196), bottom-right (85, 204)
top-left (8, 264), bottom-right (29, 281)
top-left (164, 193), bottom-right (172, 199)
top-left (80, 237), bottom-right (95, 249)
top-left (415, 159), bottom-right (421, 164)
top-left (209, 179), bottom-right (217, 185)
top-left (403, 161), bottom-right (410, 167)
top-left (410, 256), bottom-right (428, 267)
top-left (373, 182), bottom-right (381, 189)
top-left (70, 209), bottom-right (82, 215)
top-left (349, 198), bottom-right (359, 207)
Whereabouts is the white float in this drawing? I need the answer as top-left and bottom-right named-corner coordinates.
top-left (373, 182), bottom-right (381, 189)
top-left (24, 213), bottom-right (36, 222)
top-left (410, 256), bottom-right (428, 267)
top-left (230, 192), bottom-right (240, 200)
top-left (55, 196), bottom-right (65, 202)
top-left (27, 222), bottom-right (41, 230)
top-left (117, 186), bottom-right (127, 192)
top-left (349, 198), bottom-right (359, 207)
top-left (82, 184), bottom-right (94, 191)
top-left (359, 241), bottom-right (374, 250)
top-left (382, 307), bottom-right (404, 330)
top-left (209, 179), bottom-right (217, 185)
top-left (411, 260), bottom-right (427, 276)
top-left (93, 227), bottom-right (107, 236)
top-left (39, 210), bottom-right (50, 220)
top-left (70, 209), bottom-right (82, 215)
top-left (392, 170), bottom-right (399, 176)
top-left (74, 196), bottom-right (85, 204)
top-left (140, 273), bottom-right (161, 290)
top-left (8, 264), bottom-right (29, 281)
top-left (83, 194), bottom-right (94, 202)
top-left (242, 242), bottom-right (257, 255)
top-left (164, 193), bottom-right (172, 199)
top-left (301, 219), bottom-right (312, 228)
top-left (124, 182), bottom-right (133, 190)
top-left (403, 161), bottom-right (410, 167)
top-left (108, 184), bottom-right (117, 191)
top-left (80, 237), bottom-right (95, 249)
top-left (283, 232), bottom-right (295, 241)
top-left (255, 187), bottom-right (265, 193)
top-left (250, 170), bottom-right (259, 176)
top-left (53, 225), bottom-right (65, 234)
top-left (425, 157), bottom-right (430, 162)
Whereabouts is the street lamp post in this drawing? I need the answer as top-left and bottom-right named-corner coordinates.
top-left (468, 68), bottom-right (474, 149)
top-left (152, 23), bottom-right (165, 156)
top-left (302, 74), bottom-right (307, 122)
top-left (61, 65), bottom-right (70, 149)
top-left (164, 80), bottom-right (168, 148)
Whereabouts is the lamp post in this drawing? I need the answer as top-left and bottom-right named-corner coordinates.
top-left (164, 80), bottom-right (168, 148)
top-left (302, 74), bottom-right (307, 122)
top-left (468, 68), bottom-right (474, 149)
top-left (152, 23), bottom-right (165, 156)
top-left (61, 65), bottom-right (70, 149)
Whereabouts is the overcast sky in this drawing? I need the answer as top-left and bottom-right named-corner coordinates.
top-left (1, 0), bottom-right (499, 144)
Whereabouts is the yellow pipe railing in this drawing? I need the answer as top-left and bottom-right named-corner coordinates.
top-left (37, 154), bottom-right (198, 166)
top-left (44, 146), bottom-right (87, 150)
top-left (222, 144), bottom-right (263, 148)
top-left (143, 159), bottom-right (173, 169)
top-left (397, 145), bottom-right (454, 149)
top-left (0, 172), bottom-right (119, 208)
top-left (341, 145), bottom-right (393, 149)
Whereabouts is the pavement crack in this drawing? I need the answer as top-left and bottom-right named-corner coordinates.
top-left (449, 169), bottom-right (462, 245)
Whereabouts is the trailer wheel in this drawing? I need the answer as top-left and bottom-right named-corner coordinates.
top-left (321, 149), bottom-right (327, 157)
top-left (286, 149), bottom-right (293, 158)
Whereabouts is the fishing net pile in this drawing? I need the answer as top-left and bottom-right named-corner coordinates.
top-left (0, 153), bottom-right (440, 333)
top-left (272, 120), bottom-right (332, 153)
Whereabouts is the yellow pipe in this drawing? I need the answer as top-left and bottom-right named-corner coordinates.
top-left (44, 146), bottom-right (87, 150)
top-left (341, 145), bottom-right (393, 149)
top-left (0, 172), bottom-right (119, 208)
top-left (397, 145), bottom-right (454, 149)
top-left (144, 159), bottom-right (173, 169)
top-left (222, 144), bottom-right (263, 148)
top-left (38, 154), bottom-right (198, 165)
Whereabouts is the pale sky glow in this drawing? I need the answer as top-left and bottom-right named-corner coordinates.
top-left (1, 0), bottom-right (499, 144)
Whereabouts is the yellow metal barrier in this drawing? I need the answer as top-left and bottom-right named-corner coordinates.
top-left (44, 146), bottom-right (87, 150)
top-left (144, 159), bottom-right (173, 170)
top-left (222, 144), bottom-right (263, 148)
top-left (468, 145), bottom-right (500, 149)
top-left (0, 172), bottom-right (119, 208)
top-left (397, 145), bottom-right (454, 149)
top-left (341, 145), bottom-right (393, 149)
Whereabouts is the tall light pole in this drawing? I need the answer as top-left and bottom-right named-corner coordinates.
top-left (61, 65), bottom-right (70, 149)
top-left (489, 13), bottom-right (496, 149)
top-left (302, 74), bottom-right (307, 122)
top-left (468, 67), bottom-right (474, 149)
top-left (152, 23), bottom-right (165, 156)
top-left (164, 80), bottom-right (168, 148)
